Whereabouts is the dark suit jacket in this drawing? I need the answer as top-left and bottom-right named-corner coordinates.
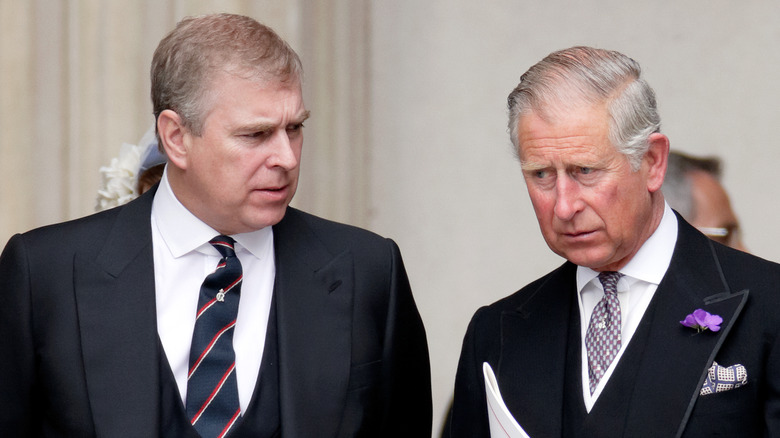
top-left (448, 215), bottom-right (780, 437)
top-left (0, 187), bottom-right (432, 437)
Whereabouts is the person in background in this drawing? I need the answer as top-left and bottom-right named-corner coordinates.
top-left (662, 150), bottom-right (746, 251)
top-left (138, 163), bottom-right (165, 195)
top-left (96, 125), bottom-right (167, 211)
top-left (448, 46), bottom-right (780, 437)
top-left (1, 13), bottom-right (431, 437)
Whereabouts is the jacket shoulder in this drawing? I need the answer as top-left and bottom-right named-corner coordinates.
top-left (4, 189), bottom-right (154, 261)
top-left (481, 262), bottom-right (574, 314)
top-left (277, 207), bottom-right (394, 253)
top-left (466, 261), bottom-right (575, 338)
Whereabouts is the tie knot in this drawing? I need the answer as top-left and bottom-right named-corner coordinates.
top-left (209, 235), bottom-right (236, 258)
top-left (597, 271), bottom-right (623, 295)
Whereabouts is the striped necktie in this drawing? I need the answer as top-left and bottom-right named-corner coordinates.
top-left (585, 271), bottom-right (623, 394)
top-left (186, 235), bottom-right (243, 437)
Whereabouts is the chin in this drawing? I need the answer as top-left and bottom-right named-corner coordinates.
top-left (560, 250), bottom-right (611, 270)
top-left (252, 209), bottom-right (288, 229)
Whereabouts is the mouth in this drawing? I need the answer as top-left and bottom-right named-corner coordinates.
top-left (561, 229), bottom-right (597, 241)
top-left (253, 184), bottom-right (290, 200)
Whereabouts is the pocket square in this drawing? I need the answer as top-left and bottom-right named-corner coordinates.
top-left (700, 361), bottom-right (747, 396)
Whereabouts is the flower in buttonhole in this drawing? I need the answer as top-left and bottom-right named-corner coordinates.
top-left (680, 309), bottom-right (723, 333)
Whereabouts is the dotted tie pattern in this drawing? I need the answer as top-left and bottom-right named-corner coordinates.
top-left (585, 271), bottom-right (624, 395)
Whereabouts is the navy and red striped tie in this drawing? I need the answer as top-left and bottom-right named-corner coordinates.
top-left (186, 235), bottom-right (243, 437)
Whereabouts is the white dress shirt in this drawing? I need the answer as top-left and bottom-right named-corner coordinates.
top-left (576, 203), bottom-right (678, 411)
top-left (151, 167), bottom-right (275, 412)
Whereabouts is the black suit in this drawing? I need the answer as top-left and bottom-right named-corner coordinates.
top-left (0, 187), bottom-right (432, 437)
top-left (448, 215), bottom-right (780, 437)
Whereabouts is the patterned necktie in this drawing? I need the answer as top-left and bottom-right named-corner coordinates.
top-left (186, 235), bottom-right (243, 437)
top-left (585, 271), bottom-right (623, 394)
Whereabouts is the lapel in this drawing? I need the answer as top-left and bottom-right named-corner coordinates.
top-left (272, 208), bottom-right (354, 438)
top-left (73, 188), bottom-right (161, 436)
top-left (622, 217), bottom-right (748, 438)
top-left (498, 262), bottom-right (577, 438)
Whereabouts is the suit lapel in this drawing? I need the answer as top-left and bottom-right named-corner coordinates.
top-left (622, 218), bottom-right (748, 438)
top-left (74, 189), bottom-right (161, 436)
top-left (272, 209), bottom-right (354, 438)
top-left (498, 262), bottom-right (577, 437)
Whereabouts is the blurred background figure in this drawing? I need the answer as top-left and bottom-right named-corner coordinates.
top-left (96, 126), bottom-right (166, 211)
top-left (662, 150), bottom-right (747, 251)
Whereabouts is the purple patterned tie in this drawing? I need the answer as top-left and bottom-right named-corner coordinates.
top-left (585, 271), bottom-right (623, 394)
top-left (186, 236), bottom-right (243, 437)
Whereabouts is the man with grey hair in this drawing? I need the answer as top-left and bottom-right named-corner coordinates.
top-left (448, 46), bottom-right (780, 437)
top-left (0, 13), bottom-right (432, 437)
top-left (663, 151), bottom-right (746, 251)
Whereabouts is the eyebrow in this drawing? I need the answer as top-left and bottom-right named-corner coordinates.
top-left (297, 110), bottom-right (312, 122)
top-left (519, 160), bottom-right (548, 172)
top-left (283, 109), bottom-right (311, 127)
top-left (238, 110), bottom-right (311, 133)
top-left (520, 160), bottom-right (611, 176)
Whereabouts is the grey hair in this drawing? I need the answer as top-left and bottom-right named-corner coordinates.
top-left (507, 46), bottom-right (661, 170)
top-left (662, 151), bottom-right (722, 219)
top-left (151, 13), bottom-right (303, 143)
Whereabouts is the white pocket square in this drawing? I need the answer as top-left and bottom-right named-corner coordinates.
top-left (700, 361), bottom-right (747, 396)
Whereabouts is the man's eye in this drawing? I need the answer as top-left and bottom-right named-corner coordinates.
top-left (287, 123), bottom-right (304, 132)
top-left (535, 170), bottom-right (548, 179)
top-left (245, 131), bottom-right (269, 138)
top-left (579, 167), bottom-right (592, 174)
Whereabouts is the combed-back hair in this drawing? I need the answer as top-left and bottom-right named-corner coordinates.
top-left (507, 46), bottom-right (661, 170)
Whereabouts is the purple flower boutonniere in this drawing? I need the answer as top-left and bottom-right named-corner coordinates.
top-left (681, 309), bottom-right (723, 333)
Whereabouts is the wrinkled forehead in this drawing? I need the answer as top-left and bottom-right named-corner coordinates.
top-left (518, 100), bottom-right (610, 136)
top-left (523, 84), bottom-right (605, 125)
top-left (517, 104), bottom-right (614, 163)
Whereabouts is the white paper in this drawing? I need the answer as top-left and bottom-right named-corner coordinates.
top-left (483, 362), bottom-right (532, 438)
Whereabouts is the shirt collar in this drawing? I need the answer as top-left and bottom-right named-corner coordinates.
top-left (151, 166), bottom-right (273, 259)
top-left (577, 202), bottom-right (678, 290)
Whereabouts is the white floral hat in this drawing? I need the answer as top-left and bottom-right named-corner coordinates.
top-left (95, 125), bottom-right (167, 211)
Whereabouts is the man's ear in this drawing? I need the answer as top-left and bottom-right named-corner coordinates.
top-left (156, 109), bottom-right (189, 170)
top-left (644, 132), bottom-right (670, 193)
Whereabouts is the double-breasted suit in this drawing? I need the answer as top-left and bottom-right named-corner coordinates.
top-left (0, 187), bottom-right (432, 437)
top-left (449, 215), bottom-right (780, 437)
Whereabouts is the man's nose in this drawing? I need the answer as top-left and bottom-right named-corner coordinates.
top-left (553, 176), bottom-right (582, 220)
top-left (268, 131), bottom-right (300, 170)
